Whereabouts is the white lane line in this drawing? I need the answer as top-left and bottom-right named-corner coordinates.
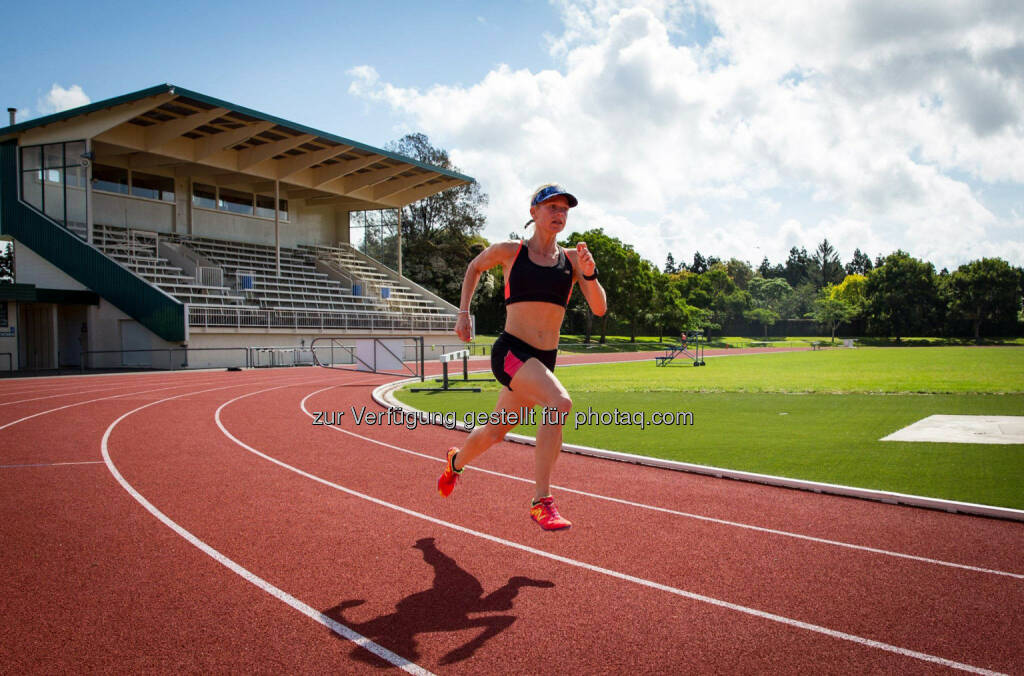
top-left (0, 376), bottom-right (236, 434)
top-left (218, 385), bottom-right (1006, 675)
top-left (298, 386), bottom-right (1024, 581)
top-left (100, 381), bottom-right (433, 676)
top-left (0, 383), bottom-right (133, 407)
top-left (1, 461), bottom-right (105, 468)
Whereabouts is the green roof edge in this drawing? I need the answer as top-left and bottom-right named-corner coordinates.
top-left (1, 83), bottom-right (474, 184)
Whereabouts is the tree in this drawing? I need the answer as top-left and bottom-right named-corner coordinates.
top-left (758, 256), bottom-right (785, 279)
top-left (780, 282), bottom-right (818, 320)
top-left (617, 250), bottom-right (657, 342)
top-left (748, 277), bottom-right (793, 315)
top-left (386, 133), bottom-right (487, 240)
top-left (379, 134), bottom-right (489, 308)
top-left (725, 258), bottom-right (754, 290)
top-left (943, 258), bottom-right (1021, 342)
top-left (809, 294), bottom-right (857, 342)
top-left (830, 274), bottom-right (868, 309)
top-left (784, 246), bottom-right (811, 288)
top-left (0, 243), bottom-right (12, 282)
top-left (674, 270), bottom-right (719, 335)
top-left (809, 239), bottom-right (844, 289)
top-left (744, 307), bottom-right (780, 338)
top-left (865, 251), bottom-right (940, 340)
top-left (690, 252), bottom-right (708, 274)
top-left (705, 263), bottom-right (750, 337)
top-left (650, 273), bottom-right (703, 340)
top-left (563, 228), bottom-right (656, 343)
top-left (664, 252), bottom-right (677, 275)
top-left (846, 248), bottom-right (873, 275)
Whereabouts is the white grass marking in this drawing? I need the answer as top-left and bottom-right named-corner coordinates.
top-left (100, 381), bottom-right (433, 676)
top-left (882, 415), bottom-right (1024, 445)
top-left (218, 385), bottom-right (1005, 675)
top-left (299, 386), bottom-right (1023, 581)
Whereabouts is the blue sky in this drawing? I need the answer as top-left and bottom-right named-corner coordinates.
top-left (3, 1), bottom-right (1023, 271)
top-left (1, 0), bottom-right (557, 148)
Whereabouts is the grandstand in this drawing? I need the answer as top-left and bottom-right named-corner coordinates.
top-left (0, 85), bottom-right (473, 371)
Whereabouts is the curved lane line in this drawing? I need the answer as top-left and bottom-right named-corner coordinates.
top-left (99, 381), bottom-right (433, 676)
top-left (0, 383), bottom-right (144, 407)
top-left (0, 377), bottom-right (235, 433)
top-left (299, 385), bottom-right (1024, 581)
top-left (216, 384), bottom-right (1006, 676)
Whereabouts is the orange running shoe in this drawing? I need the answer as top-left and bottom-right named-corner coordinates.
top-left (437, 447), bottom-right (463, 497)
top-left (529, 496), bottom-right (572, 530)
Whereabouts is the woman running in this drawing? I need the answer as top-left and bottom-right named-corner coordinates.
top-left (437, 184), bottom-right (607, 530)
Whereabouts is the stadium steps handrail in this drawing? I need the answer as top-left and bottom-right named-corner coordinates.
top-left (0, 142), bottom-right (185, 342)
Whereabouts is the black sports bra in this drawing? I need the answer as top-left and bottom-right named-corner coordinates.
top-left (504, 241), bottom-right (574, 308)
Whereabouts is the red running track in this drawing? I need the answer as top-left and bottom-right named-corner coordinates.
top-left (0, 358), bottom-right (1021, 674)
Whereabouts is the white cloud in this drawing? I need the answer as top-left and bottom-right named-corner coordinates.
top-left (38, 84), bottom-right (90, 115)
top-left (349, 1), bottom-right (1024, 268)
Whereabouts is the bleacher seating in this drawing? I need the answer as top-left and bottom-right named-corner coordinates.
top-left (302, 244), bottom-right (447, 316)
top-left (171, 236), bottom-right (385, 314)
top-left (93, 225), bottom-right (458, 332)
top-left (94, 225), bottom-right (254, 310)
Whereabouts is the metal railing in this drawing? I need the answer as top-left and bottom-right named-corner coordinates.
top-left (187, 306), bottom-right (456, 333)
top-left (196, 266), bottom-right (224, 288)
top-left (248, 346), bottom-right (316, 368)
top-left (311, 335), bottom-right (424, 381)
top-left (81, 346), bottom-right (251, 371)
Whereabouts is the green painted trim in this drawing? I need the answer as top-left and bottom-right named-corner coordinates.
top-left (1, 83), bottom-right (474, 184)
top-left (0, 282), bottom-right (37, 302)
top-left (0, 84), bottom-right (172, 137)
top-left (35, 288), bottom-right (101, 305)
top-left (0, 140), bottom-right (185, 341)
top-left (0, 283), bottom-right (100, 305)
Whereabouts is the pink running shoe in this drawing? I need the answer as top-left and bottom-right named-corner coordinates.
top-left (529, 496), bottom-right (572, 530)
top-left (437, 447), bottom-right (463, 498)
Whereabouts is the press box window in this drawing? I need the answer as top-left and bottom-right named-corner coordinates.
top-left (219, 187), bottom-right (254, 216)
top-left (192, 183), bottom-right (217, 209)
top-left (19, 141), bottom-right (88, 240)
top-left (92, 164), bottom-right (129, 195)
top-left (255, 194), bottom-right (289, 219)
top-left (131, 171), bottom-right (175, 202)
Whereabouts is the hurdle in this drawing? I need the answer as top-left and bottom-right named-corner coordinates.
top-left (410, 349), bottom-right (491, 392)
top-left (655, 332), bottom-right (705, 367)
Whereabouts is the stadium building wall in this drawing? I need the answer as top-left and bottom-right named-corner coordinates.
top-left (11, 239), bottom-right (180, 369)
top-left (0, 85), bottom-right (472, 373)
top-left (92, 185), bottom-right (350, 248)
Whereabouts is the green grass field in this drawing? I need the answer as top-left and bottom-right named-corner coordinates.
top-left (393, 347), bottom-right (1024, 509)
top-left (453, 335), bottom-right (1024, 355)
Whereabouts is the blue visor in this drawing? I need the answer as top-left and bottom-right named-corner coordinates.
top-left (531, 185), bottom-right (578, 208)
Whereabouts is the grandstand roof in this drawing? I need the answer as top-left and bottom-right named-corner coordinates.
top-left (0, 84), bottom-right (473, 210)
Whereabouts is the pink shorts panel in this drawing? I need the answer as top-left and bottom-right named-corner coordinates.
top-left (503, 351), bottom-right (526, 381)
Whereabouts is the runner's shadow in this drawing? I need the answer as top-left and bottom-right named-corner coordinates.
top-left (324, 537), bottom-right (554, 666)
